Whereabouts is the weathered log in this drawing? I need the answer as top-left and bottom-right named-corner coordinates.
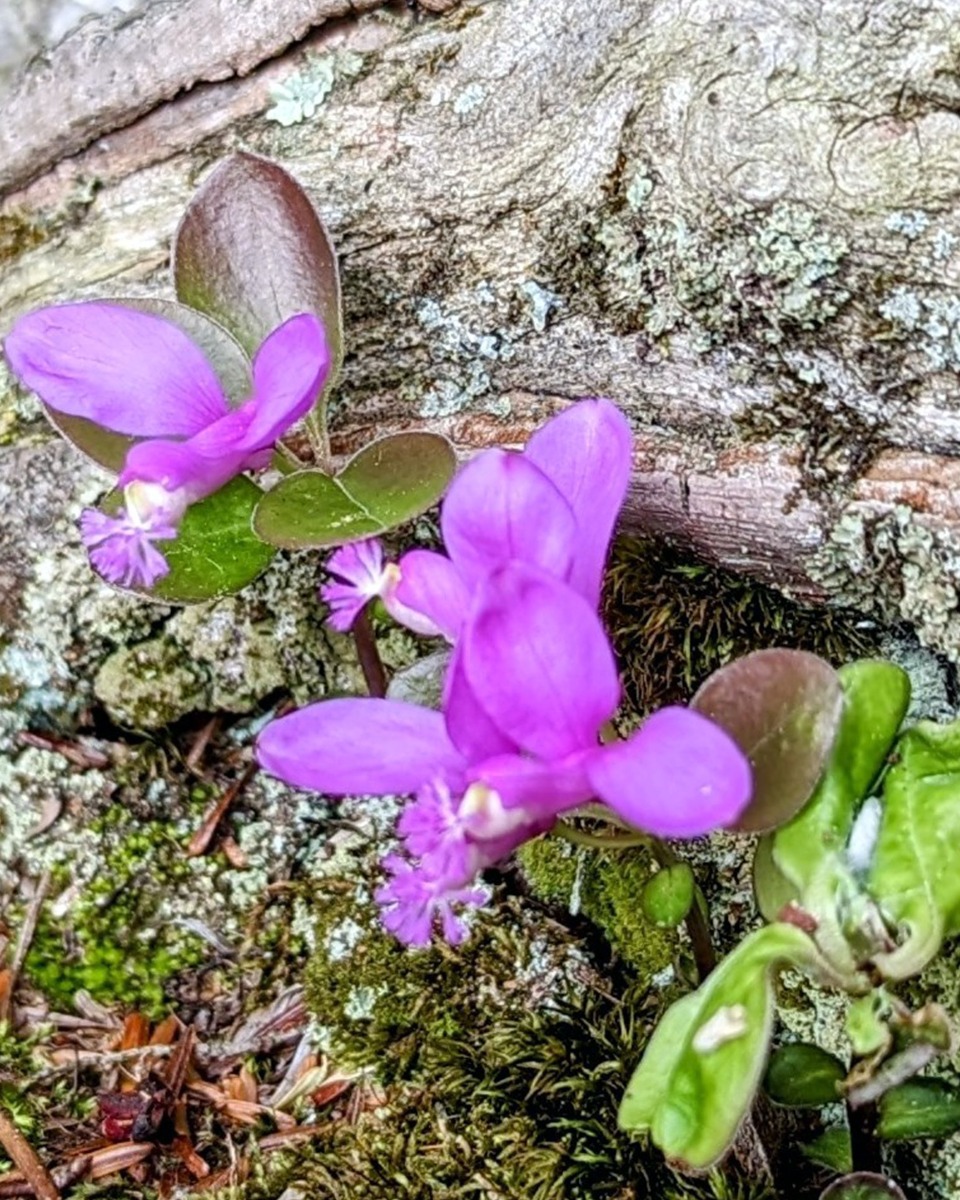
top-left (4, 0), bottom-right (960, 656)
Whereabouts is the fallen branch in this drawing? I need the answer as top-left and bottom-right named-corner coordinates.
top-left (0, 0), bottom-right (390, 195)
top-left (0, 871), bottom-right (50, 1024)
top-left (0, 1109), bottom-right (59, 1200)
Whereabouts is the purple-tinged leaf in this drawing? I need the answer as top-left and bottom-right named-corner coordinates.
top-left (820, 1174), bottom-right (906, 1200)
top-left (691, 648), bottom-right (844, 833)
top-left (173, 152), bottom-right (343, 387)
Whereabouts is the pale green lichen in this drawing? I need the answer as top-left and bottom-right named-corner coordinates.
top-left (811, 505), bottom-right (960, 661)
top-left (265, 51), bottom-right (365, 126)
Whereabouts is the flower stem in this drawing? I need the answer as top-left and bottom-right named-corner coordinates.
top-left (352, 605), bottom-right (388, 698)
top-left (553, 822), bottom-right (654, 851)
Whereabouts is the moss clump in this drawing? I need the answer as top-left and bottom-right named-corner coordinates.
top-left (605, 536), bottom-right (877, 714)
top-left (518, 835), bottom-right (676, 977)
top-left (0, 211), bottom-right (46, 265)
top-left (23, 805), bottom-right (211, 1016)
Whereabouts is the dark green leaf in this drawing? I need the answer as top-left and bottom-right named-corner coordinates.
top-left (618, 923), bottom-right (815, 1169)
top-left (640, 864), bottom-right (695, 928)
top-left (802, 1128), bottom-right (852, 1174)
top-left (764, 1042), bottom-right (845, 1107)
top-left (253, 433), bottom-right (456, 549)
top-left (820, 1173), bottom-right (906, 1200)
top-left (869, 719), bottom-right (960, 979)
top-left (878, 1078), bottom-right (960, 1140)
top-left (101, 477), bottom-right (274, 603)
top-left (773, 660), bottom-right (910, 897)
top-left (691, 648), bottom-right (844, 832)
top-left (45, 298), bottom-right (251, 472)
top-left (173, 150), bottom-right (342, 382)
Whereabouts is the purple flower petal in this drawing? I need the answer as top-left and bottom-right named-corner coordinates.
top-left (391, 549), bottom-right (469, 640)
top-left (441, 450), bottom-right (576, 590)
top-left (461, 564), bottom-right (620, 761)
top-left (469, 752), bottom-right (593, 818)
top-left (237, 313), bottom-right (330, 451)
top-left (4, 302), bottom-right (230, 436)
top-left (375, 853), bottom-right (487, 947)
top-left (320, 539), bottom-right (389, 631)
top-left (118, 438), bottom-right (237, 499)
top-left (525, 398), bottom-right (633, 605)
top-left (443, 642), bottom-right (520, 763)
top-left (256, 698), bottom-right (466, 796)
top-left (397, 780), bottom-right (471, 877)
top-left (79, 507), bottom-right (174, 589)
top-left (585, 706), bottom-right (752, 837)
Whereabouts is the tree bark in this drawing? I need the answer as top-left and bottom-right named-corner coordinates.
top-left (5, 0), bottom-right (960, 655)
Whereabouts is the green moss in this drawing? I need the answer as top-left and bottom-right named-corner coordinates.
top-left (605, 535), bottom-right (877, 714)
top-left (23, 806), bottom-right (210, 1016)
top-left (518, 836), bottom-right (676, 976)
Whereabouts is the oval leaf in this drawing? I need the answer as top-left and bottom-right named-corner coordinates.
top-left (764, 1042), bottom-right (845, 1107)
top-left (877, 1078), bottom-right (960, 1140)
top-left (640, 864), bottom-right (695, 928)
top-left (752, 834), bottom-right (799, 923)
top-left (339, 433), bottom-right (457, 525)
top-left (618, 923), bottom-right (815, 1170)
top-left (44, 298), bottom-right (252, 472)
top-left (691, 648), bottom-right (844, 832)
top-left (173, 151), bottom-right (342, 391)
top-left (253, 433), bottom-right (456, 549)
top-left (820, 1174), bottom-right (906, 1200)
top-left (869, 718), bottom-right (960, 979)
top-left (773, 660), bottom-right (910, 897)
top-left (100, 476), bottom-right (274, 603)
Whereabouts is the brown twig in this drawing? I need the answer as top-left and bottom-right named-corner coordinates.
top-left (0, 870), bottom-right (50, 1023)
top-left (0, 1109), bottom-right (59, 1200)
top-left (186, 761), bottom-right (259, 857)
top-left (17, 733), bottom-right (109, 771)
top-left (352, 607), bottom-right (388, 698)
top-left (184, 716), bottom-right (220, 772)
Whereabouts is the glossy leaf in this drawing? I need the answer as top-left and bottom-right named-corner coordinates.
top-left (764, 1042), bottom-right (845, 1107)
top-left (869, 719), bottom-right (960, 979)
top-left (877, 1078), bottom-right (960, 1140)
top-left (253, 432), bottom-right (456, 549)
top-left (691, 648), bottom-right (843, 832)
top-left (618, 923), bottom-right (814, 1169)
top-left (820, 1174), bottom-right (905, 1200)
top-left (44, 298), bottom-right (252, 472)
top-left (100, 476), bottom-right (274, 603)
top-left (773, 660), bottom-right (910, 896)
top-left (640, 864), bottom-right (695, 928)
top-left (802, 1128), bottom-right (852, 1174)
top-left (173, 151), bottom-right (342, 378)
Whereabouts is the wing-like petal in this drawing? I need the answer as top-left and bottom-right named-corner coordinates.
top-left (443, 643), bottom-right (519, 763)
top-left (392, 550), bottom-right (470, 641)
top-left (257, 698), bottom-right (465, 796)
top-left (462, 564), bottom-right (620, 761)
top-left (441, 450), bottom-right (576, 590)
top-left (586, 707), bottom-right (752, 837)
top-left (4, 302), bottom-right (229, 436)
top-left (238, 313), bottom-right (330, 451)
top-left (525, 398), bottom-right (633, 604)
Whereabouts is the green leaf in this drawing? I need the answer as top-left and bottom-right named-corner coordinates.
top-left (869, 719), bottom-right (960, 979)
top-left (802, 1128), bottom-right (852, 1174)
top-left (877, 1078), bottom-right (960, 1140)
top-left (640, 864), bottom-right (695, 928)
top-left (618, 923), bottom-right (815, 1169)
top-left (101, 476), bottom-right (274, 603)
top-left (44, 298), bottom-right (251, 472)
top-left (173, 151), bottom-right (343, 447)
top-left (846, 991), bottom-right (892, 1059)
top-left (772, 660), bottom-right (910, 896)
top-left (691, 648), bottom-right (844, 832)
top-left (764, 1042), bottom-right (845, 1107)
top-left (253, 432), bottom-right (456, 549)
top-left (752, 834), bottom-right (799, 923)
top-left (820, 1174), bottom-right (906, 1200)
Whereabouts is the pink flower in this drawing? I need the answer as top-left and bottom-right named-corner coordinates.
top-left (4, 302), bottom-right (330, 587)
